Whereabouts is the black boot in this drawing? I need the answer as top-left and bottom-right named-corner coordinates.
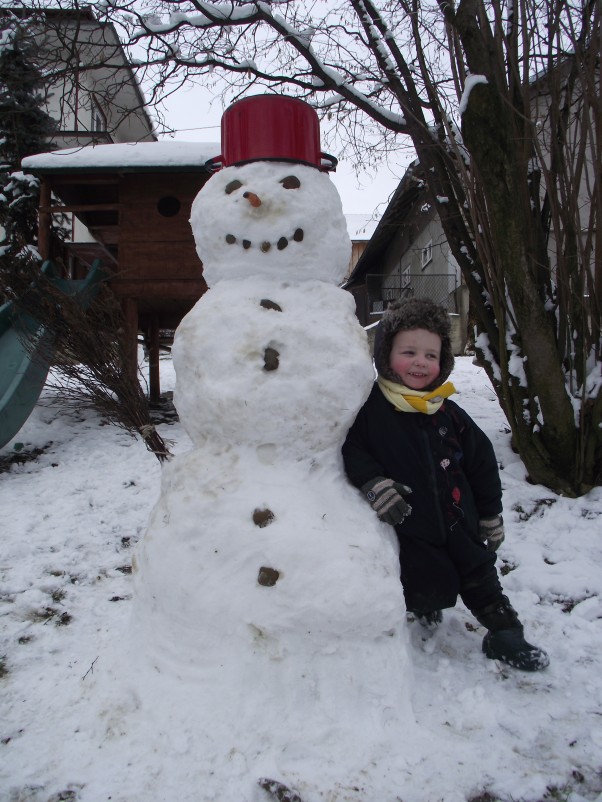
top-left (473, 596), bottom-right (549, 672)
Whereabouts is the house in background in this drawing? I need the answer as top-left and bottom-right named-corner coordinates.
top-left (344, 162), bottom-right (468, 354)
top-left (345, 49), bottom-right (599, 357)
top-left (2, 5), bottom-right (158, 267)
top-left (344, 214), bottom-right (381, 280)
top-left (23, 139), bottom-right (215, 402)
top-left (2, 5), bottom-right (156, 150)
top-left (8, 5), bottom-right (212, 400)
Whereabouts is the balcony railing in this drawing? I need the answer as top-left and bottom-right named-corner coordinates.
top-left (366, 273), bottom-right (459, 315)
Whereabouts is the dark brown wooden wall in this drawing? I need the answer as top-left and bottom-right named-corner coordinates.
top-left (116, 172), bottom-right (209, 293)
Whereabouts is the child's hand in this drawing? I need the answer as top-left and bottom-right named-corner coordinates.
top-left (361, 477), bottom-right (412, 526)
top-left (478, 515), bottom-right (505, 551)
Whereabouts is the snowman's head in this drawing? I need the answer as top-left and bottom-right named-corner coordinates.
top-left (190, 161), bottom-right (351, 285)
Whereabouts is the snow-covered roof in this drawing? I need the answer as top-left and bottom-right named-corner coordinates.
top-left (21, 141), bottom-right (221, 174)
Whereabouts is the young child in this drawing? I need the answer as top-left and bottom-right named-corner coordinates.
top-left (342, 297), bottom-right (549, 672)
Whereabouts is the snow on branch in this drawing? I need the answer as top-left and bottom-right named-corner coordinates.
top-left (118, 0), bottom-right (409, 131)
top-left (459, 74), bottom-right (488, 115)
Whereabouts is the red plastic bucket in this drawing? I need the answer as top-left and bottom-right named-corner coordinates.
top-left (206, 95), bottom-right (337, 172)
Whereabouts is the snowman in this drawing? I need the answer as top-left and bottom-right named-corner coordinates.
top-left (132, 96), bottom-right (415, 801)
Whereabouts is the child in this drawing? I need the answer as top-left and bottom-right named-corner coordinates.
top-left (342, 297), bottom-right (549, 672)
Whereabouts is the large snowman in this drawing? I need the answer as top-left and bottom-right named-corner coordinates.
top-left (132, 96), bottom-right (415, 801)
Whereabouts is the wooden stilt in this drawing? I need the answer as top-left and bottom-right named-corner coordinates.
top-left (38, 179), bottom-right (51, 261)
top-left (149, 315), bottom-right (161, 404)
top-left (122, 297), bottom-right (139, 382)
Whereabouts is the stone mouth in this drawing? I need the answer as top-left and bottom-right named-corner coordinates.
top-left (225, 228), bottom-right (304, 253)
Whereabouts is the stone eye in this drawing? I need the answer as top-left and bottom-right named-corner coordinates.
top-left (225, 180), bottom-right (243, 195)
top-left (280, 175), bottom-right (301, 190)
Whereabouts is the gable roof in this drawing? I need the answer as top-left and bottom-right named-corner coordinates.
top-left (343, 161), bottom-right (425, 289)
top-left (345, 213), bottom-right (380, 241)
top-left (0, 5), bottom-right (156, 143)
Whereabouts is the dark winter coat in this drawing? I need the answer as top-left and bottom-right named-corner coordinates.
top-left (343, 383), bottom-right (503, 546)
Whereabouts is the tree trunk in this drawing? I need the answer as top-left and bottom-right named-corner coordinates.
top-left (459, 82), bottom-right (582, 492)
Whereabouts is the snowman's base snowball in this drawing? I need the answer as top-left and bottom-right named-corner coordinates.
top-left (134, 445), bottom-right (406, 657)
top-left (127, 443), bottom-right (417, 800)
top-left (90, 617), bottom-right (419, 802)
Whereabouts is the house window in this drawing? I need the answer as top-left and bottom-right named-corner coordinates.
top-left (401, 265), bottom-right (411, 288)
top-left (421, 240), bottom-right (433, 269)
top-left (91, 100), bottom-right (107, 133)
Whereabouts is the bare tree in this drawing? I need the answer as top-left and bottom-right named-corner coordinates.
top-left (8, 0), bottom-right (602, 494)
top-left (8, 266), bottom-right (172, 462)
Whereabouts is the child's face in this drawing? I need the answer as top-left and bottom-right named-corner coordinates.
top-left (389, 328), bottom-right (442, 390)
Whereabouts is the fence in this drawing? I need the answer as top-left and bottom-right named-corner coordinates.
top-left (366, 273), bottom-right (459, 315)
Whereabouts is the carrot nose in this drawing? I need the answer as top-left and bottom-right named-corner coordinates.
top-left (243, 191), bottom-right (262, 208)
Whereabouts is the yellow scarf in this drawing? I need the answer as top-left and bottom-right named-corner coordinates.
top-left (378, 376), bottom-right (457, 414)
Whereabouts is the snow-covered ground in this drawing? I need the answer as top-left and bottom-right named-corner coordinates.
top-left (1, 355), bottom-right (602, 802)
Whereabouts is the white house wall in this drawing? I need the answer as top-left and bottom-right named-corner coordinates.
top-left (21, 11), bottom-right (156, 264)
top-left (34, 15), bottom-right (155, 147)
top-left (529, 65), bottom-right (598, 283)
top-left (381, 213), bottom-right (460, 308)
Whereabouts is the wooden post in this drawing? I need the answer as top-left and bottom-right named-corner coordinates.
top-left (122, 297), bottom-right (139, 383)
top-left (38, 179), bottom-right (52, 261)
top-left (149, 315), bottom-right (161, 404)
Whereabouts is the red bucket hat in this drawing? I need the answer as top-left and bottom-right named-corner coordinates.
top-left (205, 95), bottom-right (337, 173)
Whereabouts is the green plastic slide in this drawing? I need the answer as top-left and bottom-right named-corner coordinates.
top-left (0, 260), bottom-right (107, 449)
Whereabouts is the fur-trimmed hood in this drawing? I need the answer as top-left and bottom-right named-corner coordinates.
top-left (373, 297), bottom-right (455, 389)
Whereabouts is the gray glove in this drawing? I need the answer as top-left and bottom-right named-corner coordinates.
top-left (479, 514), bottom-right (505, 551)
top-left (361, 477), bottom-right (412, 526)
